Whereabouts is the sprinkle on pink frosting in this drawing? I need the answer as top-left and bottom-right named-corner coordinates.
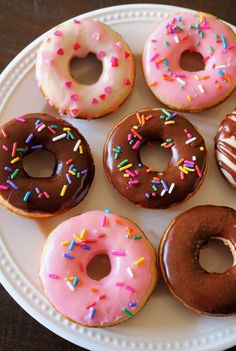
top-left (57, 48), bottom-right (64, 55)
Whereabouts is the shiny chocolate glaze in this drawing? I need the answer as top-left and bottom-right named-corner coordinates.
top-left (160, 205), bottom-right (236, 315)
top-left (215, 109), bottom-right (236, 188)
top-left (0, 114), bottom-right (94, 215)
top-left (103, 108), bottom-right (207, 208)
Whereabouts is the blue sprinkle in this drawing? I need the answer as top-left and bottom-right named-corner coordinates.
top-left (25, 133), bottom-right (34, 144)
top-left (69, 240), bottom-right (75, 251)
top-left (72, 276), bottom-right (79, 286)
top-left (166, 112), bottom-right (177, 121)
top-left (72, 167), bottom-right (77, 172)
top-left (4, 166), bottom-right (12, 172)
top-left (163, 60), bottom-right (169, 65)
top-left (31, 144), bottom-right (43, 149)
top-left (64, 253), bottom-right (75, 259)
top-left (105, 208), bottom-right (111, 213)
top-left (81, 245), bottom-right (91, 250)
top-left (6, 180), bottom-right (19, 190)
top-left (35, 119), bottom-right (41, 126)
top-left (178, 16), bottom-right (182, 22)
top-left (23, 191), bottom-right (31, 202)
top-left (128, 301), bottom-right (137, 308)
top-left (138, 163), bottom-right (143, 168)
top-left (66, 133), bottom-right (70, 140)
top-left (50, 124), bottom-right (58, 129)
top-left (89, 307), bottom-right (96, 319)
top-left (218, 70), bottom-right (225, 76)
top-left (221, 35), bottom-right (227, 49)
top-left (184, 163), bottom-right (194, 168)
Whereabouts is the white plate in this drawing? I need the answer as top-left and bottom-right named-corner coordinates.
top-left (0, 3), bottom-right (236, 351)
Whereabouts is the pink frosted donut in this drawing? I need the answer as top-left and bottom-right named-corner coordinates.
top-left (39, 210), bottom-right (157, 327)
top-left (142, 12), bottom-right (236, 112)
top-left (36, 19), bottom-right (135, 119)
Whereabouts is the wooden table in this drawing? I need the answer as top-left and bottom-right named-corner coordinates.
top-left (0, 1), bottom-right (235, 350)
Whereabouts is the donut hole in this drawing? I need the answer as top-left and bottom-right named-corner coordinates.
top-left (199, 238), bottom-right (234, 273)
top-left (70, 53), bottom-right (103, 85)
top-left (22, 149), bottom-right (56, 178)
top-left (86, 254), bottom-right (111, 281)
top-left (180, 50), bottom-right (205, 72)
top-left (140, 140), bottom-right (171, 172)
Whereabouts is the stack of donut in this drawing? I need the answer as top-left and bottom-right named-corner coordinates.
top-left (0, 11), bottom-right (236, 326)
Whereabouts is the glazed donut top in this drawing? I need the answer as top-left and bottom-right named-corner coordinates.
top-left (0, 114), bottom-right (94, 215)
top-left (36, 19), bottom-right (135, 118)
top-left (160, 205), bottom-right (236, 315)
top-left (104, 108), bottom-right (207, 208)
top-left (215, 109), bottom-right (236, 188)
top-left (142, 12), bottom-right (236, 111)
top-left (40, 210), bottom-right (157, 326)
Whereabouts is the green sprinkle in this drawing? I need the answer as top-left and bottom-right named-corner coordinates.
top-left (166, 138), bottom-right (173, 142)
top-left (115, 153), bottom-right (119, 159)
top-left (196, 41), bottom-right (200, 47)
top-left (117, 146), bottom-right (122, 150)
top-left (180, 85), bottom-right (184, 90)
top-left (117, 159), bottom-right (128, 168)
top-left (67, 131), bottom-right (75, 140)
top-left (161, 109), bottom-right (171, 117)
top-left (129, 140), bottom-right (134, 145)
top-left (152, 185), bottom-right (158, 191)
top-left (210, 46), bottom-right (214, 53)
top-left (133, 235), bottom-right (142, 240)
top-left (174, 25), bottom-right (183, 32)
top-left (160, 115), bottom-right (165, 119)
top-left (122, 307), bottom-right (134, 318)
top-left (76, 172), bottom-right (80, 178)
top-left (112, 147), bottom-right (121, 153)
top-left (190, 25), bottom-right (195, 29)
top-left (16, 148), bottom-right (25, 152)
top-left (164, 41), bottom-right (170, 46)
top-left (196, 23), bottom-right (200, 29)
top-left (215, 34), bottom-right (219, 39)
top-left (199, 31), bottom-right (204, 38)
top-left (11, 168), bottom-right (20, 179)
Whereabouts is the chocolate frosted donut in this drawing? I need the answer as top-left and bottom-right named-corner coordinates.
top-left (160, 205), bottom-right (236, 315)
top-left (0, 113), bottom-right (94, 218)
top-left (103, 108), bottom-right (207, 209)
top-left (215, 109), bottom-right (236, 188)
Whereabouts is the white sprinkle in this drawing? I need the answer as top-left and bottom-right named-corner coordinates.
top-left (192, 155), bottom-right (197, 161)
top-left (37, 124), bottom-right (46, 132)
top-left (73, 139), bottom-right (81, 152)
top-left (52, 133), bottom-right (67, 142)
top-left (185, 137), bottom-right (197, 144)
top-left (161, 189), bottom-right (166, 196)
top-left (168, 183), bottom-right (175, 194)
top-left (215, 64), bottom-right (226, 69)
top-left (127, 267), bottom-right (134, 278)
top-left (174, 35), bottom-right (180, 43)
top-left (66, 281), bottom-right (75, 291)
top-left (176, 77), bottom-right (186, 85)
top-left (198, 84), bottom-right (205, 94)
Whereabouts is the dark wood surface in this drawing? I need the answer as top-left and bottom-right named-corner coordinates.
top-left (0, 1), bottom-right (235, 350)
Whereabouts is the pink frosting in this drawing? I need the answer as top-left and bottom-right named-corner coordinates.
top-left (142, 12), bottom-right (236, 110)
top-left (40, 210), bottom-right (156, 326)
top-left (36, 19), bottom-right (135, 118)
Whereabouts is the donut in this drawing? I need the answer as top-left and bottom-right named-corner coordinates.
top-left (36, 19), bottom-right (135, 119)
top-left (39, 210), bottom-right (157, 327)
top-left (142, 12), bottom-right (236, 112)
top-left (103, 108), bottom-right (207, 209)
top-left (159, 205), bottom-right (236, 315)
top-left (0, 113), bottom-right (94, 218)
top-left (215, 109), bottom-right (236, 188)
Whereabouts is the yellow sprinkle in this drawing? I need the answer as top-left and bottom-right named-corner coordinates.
top-left (90, 288), bottom-right (98, 293)
top-left (65, 277), bottom-right (74, 281)
top-left (133, 125), bottom-right (138, 130)
top-left (187, 95), bottom-right (192, 101)
top-left (164, 121), bottom-right (175, 125)
top-left (73, 234), bottom-right (81, 241)
top-left (179, 166), bottom-right (188, 174)
top-left (69, 170), bottom-right (76, 175)
top-left (124, 174), bottom-right (129, 178)
top-left (119, 164), bottom-right (133, 171)
top-left (194, 74), bottom-right (200, 80)
top-left (61, 241), bottom-right (70, 246)
top-left (200, 146), bottom-right (205, 151)
top-left (60, 184), bottom-right (67, 197)
top-left (79, 145), bottom-right (83, 154)
top-left (183, 167), bottom-right (195, 172)
top-left (134, 257), bottom-right (145, 266)
top-left (11, 157), bottom-right (20, 164)
top-left (80, 228), bottom-right (86, 240)
top-left (199, 14), bottom-right (203, 23)
top-left (63, 127), bottom-right (71, 131)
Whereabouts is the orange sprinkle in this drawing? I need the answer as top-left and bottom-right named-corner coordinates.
top-left (150, 82), bottom-right (158, 87)
top-left (90, 288), bottom-right (98, 293)
top-left (187, 95), bottom-right (192, 101)
top-left (136, 112), bottom-right (142, 124)
top-left (225, 74), bottom-right (232, 83)
top-left (145, 114), bottom-right (153, 121)
top-left (201, 75), bottom-right (210, 80)
top-left (215, 83), bottom-right (221, 89)
top-left (115, 219), bottom-right (123, 225)
top-left (163, 75), bottom-right (174, 81)
top-left (126, 226), bottom-right (132, 238)
top-left (153, 177), bottom-right (160, 181)
top-left (177, 158), bottom-right (184, 166)
top-left (156, 57), bottom-right (167, 64)
top-left (146, 168), bottom-right (152, 173)
top-left (141, 114), bottom-right (145, 126)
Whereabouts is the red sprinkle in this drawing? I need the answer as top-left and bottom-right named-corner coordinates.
top-left (123, 78), bottom-right (131, 86)
top-left (131, 128), bottom-right (143, 140)
top-left (195, 165), bottom-right (202, 177)
top-left (99, 94), bottom-right (106, 100)
top-left (11, 142), bottom-right (17, 157)
top-left (79, 262), bottom-right (84, 272)
top-left (66, 158), bottom-right (73, 165)
top-left (1, 129), bottom-right (8, 138)
top-left (65, 81), bottom-right (72, 88)
top-left (124, 51), bottom-right (130, 59)
top-left (73, 43), bottom-right (80, 50)
top-left (43, 191), bottom-right (50, 198)
top-left (98, 233), bottom-right (106, 238)
top-left (47, 126), bottom-right (56, 134)
top-left (86, 302), bottom-right (96, 309)
top-left (99, 294), bottom-right (106, 300)
top-left (111, 56), bottom-right (119, 67)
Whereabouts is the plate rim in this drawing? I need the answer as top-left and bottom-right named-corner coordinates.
top-left (0, 3), bottom-right (236, 351)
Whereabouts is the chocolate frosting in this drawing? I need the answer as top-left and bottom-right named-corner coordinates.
top-left (0, 113), bottom-right (94, 215)
top-left (103, 108), bottom-right (207, 208)
top-left (215, 109), bottom-right (236, 188)
top-left (160, 205), bottom-right (236, 315)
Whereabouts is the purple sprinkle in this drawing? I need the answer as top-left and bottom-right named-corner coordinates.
top-left (132, 140), bottom-right (141, 150)
top-left (69, 164), bottom-right (75, 170)
top-left (128, 133), bottom-right (132, 141)
top-left (4, 166), bottom-right (12, 172)
top-left (81, 169), bottom-right (88, 175)
top-left (25, 133), bottom-right (34, 144)
top-left (89, 307), bottom-right (96, 320)
top-left (165, 113), bottom-right (177, 121)
top-left (6, 180), bottom-right (19, 190)
top-left (151, 180), bottom-right (161, 184)
top-left (81, 244), bottom-right (91, 250)
top-left (161, 179), bottom-right (168, 192)
top-left (64, 253), bottom-right (75, 259)
top-left (101, 215), bottom-right (106, 227)
top-left (126, 285), bottom-right (135, 293)
top-left (66, 133), bottom-right (70, 140)
top-left (66, 173), bottom-right (72, 184)
top-left (125, 170), bottom-right (135, 177)
top-left (145, 192), bottom-right (151, 199)
top-left (128, 301), bottom-right (137, 308)
top-left (35, 187), bottom-right (40, 194)
top-left (2, 145), bottom-right (8, 151)
top-left (31, 145), bottom-right (43, 149)
top-left (48, 274), bottom-right (59, 279)
top-left (128, 180), bottom-right (139, 185)
top-left (112, 251), bottom-right (126, 256)
top-left (184, 160), bottom-right (194, 166)
top-left (184, 163), bottom-right (194, 168)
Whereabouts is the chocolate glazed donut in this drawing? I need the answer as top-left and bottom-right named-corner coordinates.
top-left (0, 113), bottom-right (95, 218)
top-left (159, 205), bottom-right (236, 315)
top-left (103, 108), bottom-right (207, 209)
